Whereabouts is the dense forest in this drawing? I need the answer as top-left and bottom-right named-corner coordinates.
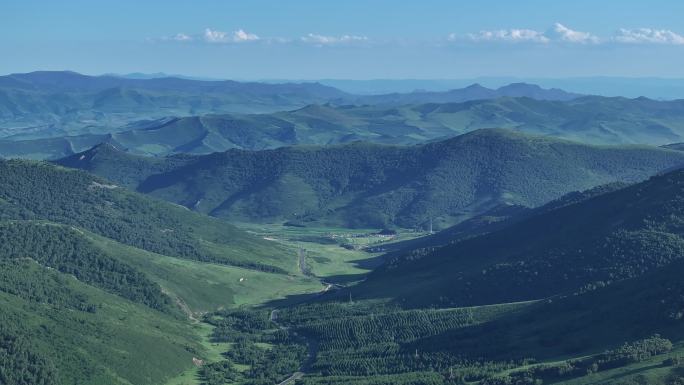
top-left (196, 293), bottom-right (684, 385)
top-left (0, 316), bottom-right (58, 385)
top-left (57, 129), bottom-right (684, 229)
top-left (201, 309), bottom-right (308, 385)
top-left (0, 159), bottom-right (292, 273)
top-left (355, 168), bottom-right (684, 307)
top-left (0, 222), bottom-right (172, 311)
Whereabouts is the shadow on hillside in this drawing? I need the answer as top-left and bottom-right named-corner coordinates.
top-left (351, 253), bottom-right (387, 270)
top-left (323, 272), bottom-right (368, 285)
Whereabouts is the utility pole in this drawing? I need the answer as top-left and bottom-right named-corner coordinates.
top-left (429, 217), bottom-right (433, 234)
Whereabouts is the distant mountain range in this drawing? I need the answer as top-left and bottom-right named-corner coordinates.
top-left (0, 71), bottom-right (347, 138)
top-left (4, 93), bottom-right (684, 159)
top-left (56, 129), bottom-right (684, 229)
top-left (0, 71), bottom-right (579, 142)
top-left (319, 77), bottom-right (684, 99)
top-left (344, 82), bottom-right (580, 105)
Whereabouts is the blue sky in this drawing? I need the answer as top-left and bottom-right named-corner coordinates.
top-left (2, 0), bottom-right (684, 79)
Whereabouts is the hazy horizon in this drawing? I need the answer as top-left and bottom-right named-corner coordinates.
top-left (4, 0), bottom-right (684, 79)
top-left (6, 69), bottom-right (684, 99)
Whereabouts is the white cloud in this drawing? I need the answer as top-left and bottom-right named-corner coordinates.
top-left (172, 33), bottom-right (193, 42)
top-left (203, 28), bottom-right (260, 43)
top-left (459, 24), bottom-right (598, 44)
top-left (546, 23), bottom-right (599, 44)
top-left (465, 29), bottom-right (550, 43)
top-left (613, 28), bottom-right (684, 45)
top-left (157, 25), bottom-right (684, 48)
top-left (301, 33), bottom-right (369, 46)
top-left (233, 29), bottom-right (260, 42)
top-left (203, 28), bottom-right (229, 43)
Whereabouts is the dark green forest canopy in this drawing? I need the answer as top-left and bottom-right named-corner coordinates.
top-left (354, 167), bottom-right (684, 308)
top-left (0, 159), bottom-right (291, 272)
top-left (0, 222), bottom-right (172, 312)
top-left (57, 129), bottom-right (684, 229)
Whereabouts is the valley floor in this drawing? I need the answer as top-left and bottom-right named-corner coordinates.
top-left (164, 224), bottom-right (417, 385)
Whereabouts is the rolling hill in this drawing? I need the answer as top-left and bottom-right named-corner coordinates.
top-left (57, 129), bottom-right (684, 229)
top-left (354, 165), bottom-right (684, 309)
top-left (0, 70), bottom-right (348, 139)
top-left (4, 93), bottom-right (684, 159)
top-left (0, 71), bottom-right (582, 144)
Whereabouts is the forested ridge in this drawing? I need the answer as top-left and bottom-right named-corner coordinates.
top-left (57, 129), bottom-right (684, 229)
top-left (0, 159), bottom-right (292, 273)
top-left (355, 167), bottom-right (684, 308)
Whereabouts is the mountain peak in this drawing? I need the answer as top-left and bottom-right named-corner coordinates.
top-left (464, 83), bottom-right (489, 90)
top-left (498, 82), bottom-right (542, 91)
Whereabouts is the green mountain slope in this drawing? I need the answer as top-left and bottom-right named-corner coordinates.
top-left (0, 220), bottom-right (202, 385)
top-left (58, 129), bottom-right (684, 229)
top-left (395, 256), bottom-right (684, 385)
top-left (354, 166), bottom-right (684, 308)
top-left (0, 161), bottom-right (324, 384)
top-left (381, 181), bottom-right (629, 255)
top-left (0, 257), bottom-right (202, 385)
top-left (0, 159), bottom-right (293, 273)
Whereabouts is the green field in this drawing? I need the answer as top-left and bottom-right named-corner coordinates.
top-left (235, 223), bottom-right (425, 281)
top-left (86, 231), bottom-right (323, 313)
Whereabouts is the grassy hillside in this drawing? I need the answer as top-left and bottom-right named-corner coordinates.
top-left (0, 162), bottom-right (324, 384)
top-left (58, 129), bottom-right (684, 229)
top-left (6, 94), bottom-right (684, 159)
top-left (355, 166), bottom-right (684, 308)
top-left (0, 226), bottom-right (202, 385)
